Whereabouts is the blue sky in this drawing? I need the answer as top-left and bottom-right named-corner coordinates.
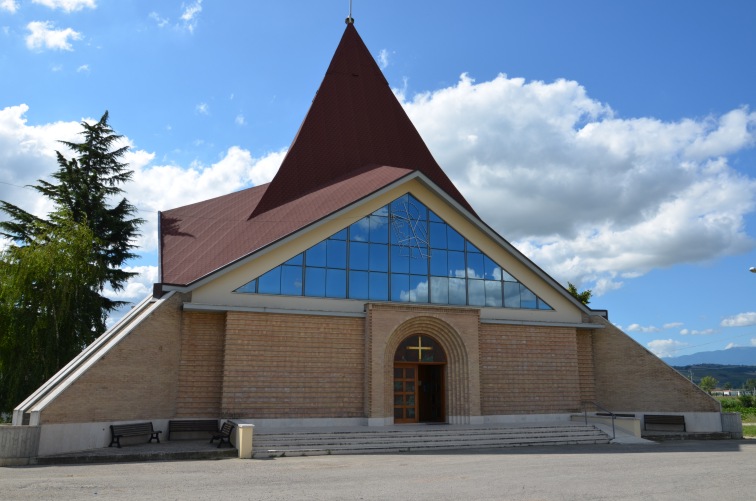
top-left (1, 1), bottom-right (756, 359)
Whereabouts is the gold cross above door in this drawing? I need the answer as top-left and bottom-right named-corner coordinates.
top-left (406, 336), bottom-right (432, 361)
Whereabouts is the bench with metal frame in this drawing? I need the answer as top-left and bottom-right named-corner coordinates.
top-left (644, 414), bottom-right (686, 432)
top-left (109, 422), bottom-right (162, 448)
top-left (209, 421), bottom-right (235, 448)
top-left (167, 419), bottom-right (219, 440)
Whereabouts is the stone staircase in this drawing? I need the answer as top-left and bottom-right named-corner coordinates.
top-left (252, 423), bottom-right (610, 458)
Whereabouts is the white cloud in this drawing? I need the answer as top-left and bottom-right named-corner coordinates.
top-left (31, 0), bottom-right (95, 12)
top-left (149, 11), bottom-right (169, 28)
top-left (180, 0), bottom-right (202, 33)
top-left (721, 312), bottom-right (756, 327)
top-left (0, 104), bottom-right (287, 259)
top-left (103, 265), bottom-right (158, 302)
top-left (680, 328), bottom-right (716, 336)
top-left (235, 114), bottom-right (246, 126)
top-left (1, 0), bottom-right (18, 13)
top-left (76, 64), bottom-right (89, 73)
top-left (647, 339), bottom-right (688, 358)
top-left (752, 338), bottom-right (756, 347)
top-left (196, 103), bottom-right (209, 115)
top-left (402, 74), bottom-right (756, 294)
top-left (663, 322), bottom-right (684, 329)
top-left (627, 324), bottom-right (660, 333)
top-left (378, 49), bottom-right (390, 69)
top-left (26, 21), bottom-right (81, 51)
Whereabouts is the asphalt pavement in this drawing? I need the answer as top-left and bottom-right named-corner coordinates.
top-left (1, 439), bottom-right (754, 501)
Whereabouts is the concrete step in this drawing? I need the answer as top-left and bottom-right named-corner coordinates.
top-left (253, 424), bottom-right (610, 458)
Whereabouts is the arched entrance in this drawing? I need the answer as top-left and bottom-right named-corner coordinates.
top-left (393, 335), bottom-right (446, 423)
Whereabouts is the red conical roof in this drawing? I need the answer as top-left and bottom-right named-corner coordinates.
top-left (251, 23), bottom-right (475, 217)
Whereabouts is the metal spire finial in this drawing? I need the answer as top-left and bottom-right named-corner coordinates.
top-left (345, 0), bottom-right (354, 24)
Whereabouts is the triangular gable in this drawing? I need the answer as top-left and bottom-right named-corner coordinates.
top-left (250, 23), bottom-right (476, 218)
top-left (235, 192), bottom-right (552, 310)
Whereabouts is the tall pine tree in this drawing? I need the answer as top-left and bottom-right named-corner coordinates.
top-left (0, 112), bottom-right (143, 413)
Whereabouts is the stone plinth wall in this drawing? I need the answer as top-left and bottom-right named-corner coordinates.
top-left (0, 425), bottom-right (40, 466)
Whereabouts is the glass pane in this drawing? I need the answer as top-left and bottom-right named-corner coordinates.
top-left (390, 193), bottom-right (409, 215)
top-left (405, 367), bottom-right (415, 378)
top-left (391, 245), bottom-right (410, 273)
top-left (327, 239), bottom-right (347, 269)
top-left (394, 395), bottom-right (403, 406)
top-left (405, 382), bottom-right (415, 393)
top-left (468, 279), bottom-right (485, 306)
top-left (449, 277), bottom-right (466, 305)
top-left (350, 217), bottom-right (370, 242)
top-left (394, 407), bottom-right (403, 419)
top-left (332, 228), bottom-right (347, 240)
top-left (394, 381), bottom-right (403, 391)
top-left (430, 276), bottom-right (448, 304)
top-left (430, 249), bottom-right (447, 277)
top-left (430, 222), bottom-right (447, 249)
top-left (349, 271), bottom-right (369, 299)
top-left (466, 241), bottom-right (480, 253)
top-left (467, 252), bottom-right (484, 279)
top-left (236, 279), bottom-right (256, 293)
top-left (520, 286), bottom-right (538, 309)
top-left (429, 210), bottom-right (442, 223)
top-left (448, 251), bottom-right (465, 278)
top-left (484, 255), bottom-right (501, 280)
top-left (369, 272), bottom-right (388, 300)
top-left (391, 273), bottom-right (410, 302)
top-left (410, 276), bottom-right (429, 302)
top-left (305, 267), bottom-right (326, 297)
top-left (394, 367), bottom-right (403, 379)
top-left (326, 269), bottom-right (346, 298)
top-left (285, 254), bottom-right (303, 265)
top-left (369, 215), bottom-right (389, 243)
top-left (406, 395), bottom-right (415, 406)
top-left (281, 265), bottom-right (303, 295)
top-left (504, 281), bottom-right (520, 308)
top-left (306, 240), bottom-right (327, 267)
top-left (485, 280), bottom-right (503, 307)
top-left (350, 242), bottom-right (369, 270)
top-left (409, 251), bottom-right (428, 274)
top-left (408, 195), bottom-right (427, 220)
top-left (258, 267), bottom-right (281, 294)
top-left (447, 226), bottom-right (464, 251)
top-left (369, 243), bottom-right (388, 272)
top-left (538, 298), bottom-right (553, 310)
top-left (406, 408), bottom-right (415, 419)
top-left (502, 269), bottom-right (517, 282)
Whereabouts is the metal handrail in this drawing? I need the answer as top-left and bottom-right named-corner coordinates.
top-left (581, 400), bottom-right (616, 440)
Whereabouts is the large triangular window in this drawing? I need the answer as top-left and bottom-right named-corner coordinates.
top-left (235, 194), bottom-right (552, 310)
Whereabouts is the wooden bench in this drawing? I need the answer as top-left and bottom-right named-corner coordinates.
top-left (209, 421), bottom-right (235, 448)
top-left (644, 414), bottom-right (686, 432)
top-left (167, 419), bottom-right (219, 440)
top-left (109, 422), bottom-right (162, 448)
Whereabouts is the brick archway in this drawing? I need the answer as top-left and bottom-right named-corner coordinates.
top-left (365, 303), bottom-right (481, 425)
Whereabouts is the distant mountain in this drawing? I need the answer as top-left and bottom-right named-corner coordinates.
top-left (662, 346), bottom-right (756, 366)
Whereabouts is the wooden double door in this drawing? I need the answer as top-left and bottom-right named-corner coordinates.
top-left (393, 363), bottom-right (445, 424)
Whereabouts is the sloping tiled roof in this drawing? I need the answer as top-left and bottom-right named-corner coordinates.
top-left (160, 165), bottom-right (413, 286)
top-left (251, 23), bottom-right (475, 217)
top-left (159, 22), bottom-right (476, 287)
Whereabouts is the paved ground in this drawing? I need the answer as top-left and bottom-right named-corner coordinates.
top-left (2, 440), bottom-right (754, 500)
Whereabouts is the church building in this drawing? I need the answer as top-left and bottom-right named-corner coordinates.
top-left (9, 20), bottom-right (722, 457)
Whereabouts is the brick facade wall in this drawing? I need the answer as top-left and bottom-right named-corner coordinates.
top-left (479, 324), bottom-right (581, 415)
top-left (220, 311), bottom-right (365, 419)
top-left (175, 312), bottom-right (226, 417)
top-left (591, 316), bottom-right (720, 412)
top-left (576, 330), bottom-right (596, 404)
top-left (40, 293), bottom-right (185, 424)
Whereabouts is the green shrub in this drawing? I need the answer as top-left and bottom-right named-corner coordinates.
top-left (738, 394), bottom-right (754, 408)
